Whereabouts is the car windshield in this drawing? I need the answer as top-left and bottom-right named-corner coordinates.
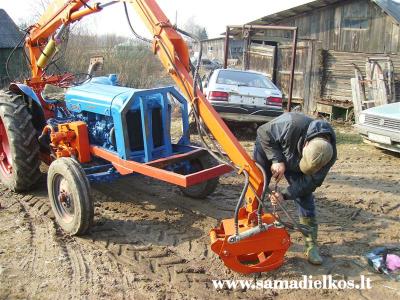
top-left (216, 70), bottom-right (275, 89)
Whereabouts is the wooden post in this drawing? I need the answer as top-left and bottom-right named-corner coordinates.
top-left (287, 28), bottom-right (298, 112)
top-left (223, 27), bottom-right (230, 69)
top-left (351, 77), bottom-right (362, 123)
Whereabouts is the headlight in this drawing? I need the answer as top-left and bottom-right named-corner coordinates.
top-left (359, 113), bottom-right (366, 124)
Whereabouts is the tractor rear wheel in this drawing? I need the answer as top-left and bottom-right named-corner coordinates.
top-left (0, 91), bottom-right (41, 191)
top-left (179, 154), bottom-right (219, 199)
top-left (48, 158), bottom-right (93, 235)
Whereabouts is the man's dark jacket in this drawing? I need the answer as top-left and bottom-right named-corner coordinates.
top-left (256, 112), bottom-right (337, 200)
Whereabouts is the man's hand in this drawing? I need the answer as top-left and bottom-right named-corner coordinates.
top-left (271, 162), bottom-right (285, 182)
top-left (269, 191), bottom-right (284, 206)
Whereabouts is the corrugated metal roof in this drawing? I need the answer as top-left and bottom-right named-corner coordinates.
top-left (249, 0), bottom-right (343, 25)
top-left (373, 0), bottom-right (400, 24)
top-left (0, 9), bottom-right (23, 49)
top-left (249, 0), bottom-right (400, 25)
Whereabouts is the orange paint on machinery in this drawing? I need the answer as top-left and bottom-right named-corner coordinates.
top-left (43, 121), bottom-right (91, 163)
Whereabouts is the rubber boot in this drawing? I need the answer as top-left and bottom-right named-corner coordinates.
top-left (299, 217), bottom-right (323, 265)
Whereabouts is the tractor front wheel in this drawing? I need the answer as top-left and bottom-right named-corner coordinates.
top-left (48, 158), bottom-right (93, 235)
top-left (0, 91), bottom-right (41, 191)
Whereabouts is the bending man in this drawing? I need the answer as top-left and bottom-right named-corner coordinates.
top-left (254, 112), bottom-right (337, 265)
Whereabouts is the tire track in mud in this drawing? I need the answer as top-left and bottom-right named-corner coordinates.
top-left (10, 190), bottom-right (112, 300)
top-left (89, 183), bottom-right (219, 298)
top-left (85, 224), bottom-right (207, 297)
top-left (7, 185), bottom-right (216, 298)
top-left (66, 244), bottom-right (86, 299)
top-left (0, 190), bottom-right (43, 277)
top-left (0, 187), bottom-right (75, 299)
top-left (93, 175), bottom-right (275, 298)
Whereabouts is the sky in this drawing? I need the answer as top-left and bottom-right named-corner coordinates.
top-left (0, 0), bottom-right (311, 38)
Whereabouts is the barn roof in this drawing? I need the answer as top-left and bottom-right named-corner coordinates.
top-left (0, 9), bottom-right (23, 49)
top-left (250, 0), bottom-right (400, 25)
top-left (374, 0), bottom-right (400, 24)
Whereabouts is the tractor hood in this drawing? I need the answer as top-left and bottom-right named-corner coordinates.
top-left (65, 82), bottom-right (138, 116)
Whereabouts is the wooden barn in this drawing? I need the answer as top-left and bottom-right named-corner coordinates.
top-left (0, 9), bottom-right (25, 88)
top-left (193, 37), bottom-right (244, 62)
top-left (235, 0), bottom-right (400, 116)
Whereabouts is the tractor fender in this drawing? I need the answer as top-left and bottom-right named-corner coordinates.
top-left (8, 83), bottom-right (47, 131)
top-left (9, 83), bottom-right (43, 110)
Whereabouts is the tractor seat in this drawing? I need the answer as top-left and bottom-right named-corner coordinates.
top-left (42, 84), bottom-right (66, 103)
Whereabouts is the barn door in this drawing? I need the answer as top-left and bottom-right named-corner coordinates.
top-left (275, 41), bottom-right (321, 112)
top-left (248, 44), bottom-right (276, 81)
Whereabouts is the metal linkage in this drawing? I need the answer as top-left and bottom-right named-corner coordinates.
top-left (228, 223), bottom-right (274, 244)
top-left (272, 184), bottom-right (312, 236)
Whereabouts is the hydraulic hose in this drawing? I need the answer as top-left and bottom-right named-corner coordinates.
top-left (255, 162), bottom-right (269, 227)
top-left (234, 170), bottom-right (249, 235)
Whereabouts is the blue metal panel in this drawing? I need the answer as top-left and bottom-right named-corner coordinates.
top-left (9, 83), bottom-right (43, 108)
top-left (89, 74), bottom-right (119, 86)
top-left (140, 96), bottom-right (152, 162)
top-left (65, 83), bottom-right (136, 116)
top-left (162, 88), bottom-right (190, 145)
top-left (162, 92), bottom-right (173, 155)
top-left (86, 170), bottom-right (121, 183)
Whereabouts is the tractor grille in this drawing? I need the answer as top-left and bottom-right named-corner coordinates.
top-left (365, 114), bottom-right (400, 131)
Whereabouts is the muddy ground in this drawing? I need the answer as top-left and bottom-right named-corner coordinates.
top-left (0, 124), bottom-right (399, 299)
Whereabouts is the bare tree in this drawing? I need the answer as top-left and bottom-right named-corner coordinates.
top-left (182, 17), bottom-right (208, 40)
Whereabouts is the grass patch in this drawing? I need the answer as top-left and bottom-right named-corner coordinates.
top-left (335, 131), bottom-right (363, 145)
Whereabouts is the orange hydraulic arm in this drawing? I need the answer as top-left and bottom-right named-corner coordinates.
top-left (25, 0), bottom-right (290, 274)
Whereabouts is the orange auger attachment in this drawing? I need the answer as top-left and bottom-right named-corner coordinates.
top-left (210, 211), bottom-right (290, 274)
top-left (210, 164), bottom-right (290, 274)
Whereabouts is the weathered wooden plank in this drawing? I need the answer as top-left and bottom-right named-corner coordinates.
top-left (391, 23), bottom-right (400, 53)
top-left (368, 4), bottom-right (385, 53)
top-left (248, 44), bottom-right (276, 79)
top-left (384, 16), bottom-right (393, 53)
top-left (334, 5), bottom-right (342, 51)
top-left (351, 77), bottom-right (363, 122)
top-left (308, 41), bottom-right (323, 113)
top-left (303, 41), bottom-right (314, 112)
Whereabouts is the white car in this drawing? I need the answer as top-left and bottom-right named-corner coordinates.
top-left (355, 102), bottom-right (400, 153)
top-left (203, 69), bottom-right (283, 123)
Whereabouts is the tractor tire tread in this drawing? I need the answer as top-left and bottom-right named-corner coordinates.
top-left (0, 91), bottom-right (41, 191)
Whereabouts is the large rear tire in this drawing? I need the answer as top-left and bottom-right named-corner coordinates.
top-left (179, 155), bottom-right (219, 199)
top-left (0, 91), bottom-right (41, 191)
top-left (47, 158), bottom-right (93, 235)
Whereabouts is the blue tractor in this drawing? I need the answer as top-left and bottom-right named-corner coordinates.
top-left (0, 75), bottom-right (230, 235)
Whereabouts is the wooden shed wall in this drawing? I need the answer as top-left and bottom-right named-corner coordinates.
top-left (322, 50), bottom-right (400, 102)
top-left (193, 39), bottom-right (243, 62)
top-left (256, 0), bottom-right (400, 54)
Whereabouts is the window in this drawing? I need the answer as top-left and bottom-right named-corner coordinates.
top-left (343, 18), bottom-right (368, 29)
top-left (216, 70), bottom-right (275, 89)
top-left (342, 3), bottom-right (369, 30)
